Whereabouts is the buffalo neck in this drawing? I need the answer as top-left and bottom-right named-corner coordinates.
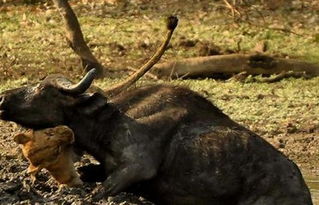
top-left (64, 104), bottom-right (119, 162)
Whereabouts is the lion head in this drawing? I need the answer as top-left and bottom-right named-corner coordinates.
top-left (14, 125), bottom-right (83, 187)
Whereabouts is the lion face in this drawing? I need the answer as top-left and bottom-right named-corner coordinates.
top-left (14, 125), bottom-right (82, 187)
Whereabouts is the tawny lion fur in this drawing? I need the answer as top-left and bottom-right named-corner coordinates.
top-left (14, 125), bottom-right (82, 187)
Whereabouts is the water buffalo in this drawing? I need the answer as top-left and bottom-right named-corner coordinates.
top-left (0, 20), bottom-right (313, 205)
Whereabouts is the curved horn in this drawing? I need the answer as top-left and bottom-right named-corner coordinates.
top-left (56, 68), bottom-right (97, 95)
top-left (105, 16), bottom-right (178, 97)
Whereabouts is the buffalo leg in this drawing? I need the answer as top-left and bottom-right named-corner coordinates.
top-left (91, 162), bottom-right (156, 201)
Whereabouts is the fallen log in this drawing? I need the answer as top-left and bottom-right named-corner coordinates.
top-left (151, 54), bottom-right (319, 79)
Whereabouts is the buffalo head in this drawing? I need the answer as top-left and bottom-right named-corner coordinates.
top-left (0, 69), bottom-right (104, 128)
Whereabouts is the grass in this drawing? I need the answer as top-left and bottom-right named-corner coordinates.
top-left (1, 2), bottom-right (319, 79)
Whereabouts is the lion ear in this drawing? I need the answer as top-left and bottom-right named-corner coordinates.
top-left (14, 133), bottom-right (31, 145)
top-left (55, 126), bottom-right (74, 144)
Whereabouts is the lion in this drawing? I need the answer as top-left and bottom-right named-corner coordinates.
top-left (14, 125), bottom-right (83, 187)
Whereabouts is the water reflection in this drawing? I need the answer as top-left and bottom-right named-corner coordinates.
top-left (306, 176), bottom-right (319, 205)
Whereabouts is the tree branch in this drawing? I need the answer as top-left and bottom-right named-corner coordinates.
top-left (52, 0), bottom-right (104, 77)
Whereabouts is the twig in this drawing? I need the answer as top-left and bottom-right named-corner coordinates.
top-left (258, 71), bottom-right (311, 83)
top-left (223, 0), bottom-right (241, 17)
top-left (268, 26), bottom-right (303, 37)
top-left (236, 38), bottom-right (242, 52)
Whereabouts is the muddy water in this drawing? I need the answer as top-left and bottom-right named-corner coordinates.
top-left (306, 176), bottom-right (319, 205)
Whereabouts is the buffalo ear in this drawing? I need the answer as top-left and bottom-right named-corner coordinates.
top-left (75, 92), bottom-right (110, 116)
top-left (14, 133), bottom-right (32, 145)
top-left (54, 125), bottom-right (74, 144)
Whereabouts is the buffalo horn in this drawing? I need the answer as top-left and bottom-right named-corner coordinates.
top-left (56, 68), bottom-right (97, 95)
